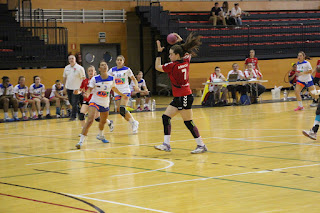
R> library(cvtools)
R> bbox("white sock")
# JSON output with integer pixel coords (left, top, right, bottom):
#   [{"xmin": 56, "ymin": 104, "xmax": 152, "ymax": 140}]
[
  {"xmin": 33, "ymin": 111, "xmax": 36, "ymax": 116},
  {"xmin": 22, "ymin": 112, "xmax": 26, "ymax": 117},
  {"xmin": 14, "ymin": 112, "xmax": 18, "ymax": 118},
  {"xmin": 99, "ymin": 129, "xmax": 104, "ymax": 136},
  {"xmin": 46, "ymin": 109, "xmax": 50, "ymax": 114},
  {"xmin": 137, "ymin": 105, "xmax": 140, "ymax": 108},
  {"xmin": 298, "ymin": 101, "xmax": 303, "ymax": 107},
  {"xmin": 79, "ymin": 134, "xmax": 86, "ymax": 143},
  {"xmin": 164, "ymin": 135, "xmax": 171, "ymax": 145},
  {"xmin": 39, "ymin": 110, "xmax": 43, "ymax": 115},
  {"xmin": 107, "ymin": 119, "xmax": 110, "ymax": 125},
  {"xmin": 144, "ymin": 103, "xmax": 148, "ymax": 107},
  {"xmin": 4, "ymin": 112, "xmax": 9, "ymax": 118},
  {"xmin": 195, "ymin": 137, "xmax": 205, "ymax": 146},
  {"xmin": 129, "ymin": 118, "xmax": 135, "ymax": 124}
]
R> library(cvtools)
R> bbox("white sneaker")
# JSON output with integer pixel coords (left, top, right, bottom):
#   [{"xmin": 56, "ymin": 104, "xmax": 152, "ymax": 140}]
[
  {"xmin": 154, "ymin": 143, "xmax": 171, "ymax": 152},
  {"xmin": 310, "ymin": 102, "xmax": 318, "ymax": 107},
  {"xmin": 96, "ymin": 134, "xmax": 109, "ymax": 143},
  {"xmin": 75, "ymin": 141, "xmax": 83, "ymax": 149},
  {"xmin": 108, "ymin": 120, "xmax": 114, "ymax": 132},
  {"xmin": 132, "ymin": 120, "xmax": 139, "ymax": 134},
  {"xmin": 302, "ymin": 129, "xmax": 317, "ymax": 140},
  {"xmin": 56, "ymin": 114, "xmax": 61, "ymax": 118},
  {"xmin": 191, "ymin": 145, "xmax": 208, "ymax": 154}
]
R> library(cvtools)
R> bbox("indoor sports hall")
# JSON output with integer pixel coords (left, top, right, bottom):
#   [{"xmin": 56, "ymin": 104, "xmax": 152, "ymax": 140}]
[{"xmin": 1, "ymin": 0, "xmax": 320, "ymax": 212}]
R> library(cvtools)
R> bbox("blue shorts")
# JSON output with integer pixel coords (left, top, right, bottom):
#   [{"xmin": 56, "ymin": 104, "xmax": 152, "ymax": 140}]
[
  {"xmin": 89, "ymin": 103, "xmax": 109, "ymax": 112},
  {"xmin": 115, "ymin": 93, "xmax": 130, "ymax": 101},
  {"xmin": 297, "ymin": 80, "xmax": 314, "ymax": 88}
]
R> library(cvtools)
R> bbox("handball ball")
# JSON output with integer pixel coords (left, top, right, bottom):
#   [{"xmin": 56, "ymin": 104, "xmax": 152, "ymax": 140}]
[{"xmin": 167, "ymin": 33, "xmax": 178, "ymax": 45}]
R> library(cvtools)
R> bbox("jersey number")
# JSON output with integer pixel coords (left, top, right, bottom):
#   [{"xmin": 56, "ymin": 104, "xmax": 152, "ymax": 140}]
[{"xmin": 181, "ymin": 68, "xmax": 187, "ymax": 80}]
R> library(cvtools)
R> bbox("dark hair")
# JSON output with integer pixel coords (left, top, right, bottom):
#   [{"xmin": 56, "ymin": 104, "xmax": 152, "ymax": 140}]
[
  {"xmin": 232, "ymin": 63, "xmax": 238, "ymax": 66},
  {"xmin": 2, "ymin": 76, "xmax": 9, "ymax": 82},
  {"xmin": 215, "ymin": 66, "xmax": 220, "ymax": 70},
  {"xmin": 55, "ymin": 80, "xmax": 61, "ymax": 83},
  {"xmin": 215, "ymin": 2, "xmax": 219, "ymax": 5},
  {"xmin": 235, "ymin": 3, "xmax": 239, "ymax": 6},
  {"xmin": 33, "ymin": 75, "xmax": 39, "ymax": 83},
  {"xmin": 116, "ymin": 55, "xmax": 125, "ymax": 62},
  {"xmin": 298, "ymin": 51, "xmax": 311, "ymax": 60},
  {"xmin": 222, "ymin": 1, "xmax": 229, "ymax": 12},
  {"xmin": 170, "ymin": 32, "xmax": 202, "ymax": 57},
  {"xmin": 18, "ymin": 76, "xmax": 25, "ymax": 84},
  {"xmin": 99, "ymin": 60, "xmax": 107, "ymax": 67}
]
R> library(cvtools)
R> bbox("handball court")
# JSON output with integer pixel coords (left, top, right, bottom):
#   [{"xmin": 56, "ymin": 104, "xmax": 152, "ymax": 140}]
[{"xmin": 1, "ymin": 94, "xmax": 320, "ymax": 212}]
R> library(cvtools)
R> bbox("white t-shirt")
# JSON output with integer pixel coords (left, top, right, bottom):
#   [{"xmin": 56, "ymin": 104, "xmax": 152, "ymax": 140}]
[
  {"xmin": 108, "ymin": 66, "xmax": 133, "ymax": 95},
  {"xmin": 14, "ymin": 84, "xmax": 28, "ymax": 100},
  {"xmin": 244, "ymin": 69, "xmax": 262, "ymax": 80},
  {"xmin": 63, "ymin": 63, "xmax": 86, "ymax": 90},
  {"xmin": 297, "ymin": 60, "xmax": 312, "ymax": 82},
  {"xmin": 89, "ymin": 75, "xmax": 115, "ymax": 108},
  {"xmin": 231, "ymin": 7, "xmax": 242, "ymax": 17},
  {"xmin": 50, "ymin": 84, "xmax": 65, "ymax": 98},
  {"xmin": 227, "ymin": 70, "xmax": 244, "ymax": 80},
  {"xmin": 29, "ymin": 83, "xmax": 45, "ymax": 97},
  {"xmin": 0, "ymin": 83, "xmax": 14, "ymax": 96},
  {"xmin": 130, "ymin": 78, "xmax": 146, "ymax": 92}
]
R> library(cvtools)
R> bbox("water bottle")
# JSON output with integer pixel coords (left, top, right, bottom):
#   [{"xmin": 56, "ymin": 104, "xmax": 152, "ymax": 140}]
[
  {"xmin": 283, "ymin": 90, "xmax": 288, "ymax": 101},
  {"xmin": 151, "ymin": 99, "xmax": 156, "ymax": 111}
]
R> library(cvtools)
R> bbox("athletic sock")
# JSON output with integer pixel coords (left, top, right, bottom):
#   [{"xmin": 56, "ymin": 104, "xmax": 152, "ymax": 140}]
[
  {"xmin": 107, "ymin": 119, "xmax": 111, "ymax": 125},
  {"xmin": 22, "ymin": 112, "xmax": 26, "ymax": 117},
  {"xmin": 14, "ymin": 112, "xmax": 18, "ymax": 118},
  {"xmin": 46, "ymin": 109, "xmax": 50, "ymax": 114},
  {"xmin": 164, "ymin": 135, "xmax": 171, "ymax": 145},
  {"xmin": 79, "ymin": 134, "xmax": 86, "ymax": 143},
  {"xmin": 129, "ymin": 117, "xmax": 135, "ymax": 124},
  {"xmin": 99, "ymin": 129, "xmax": 104, "ymax": 136},
  {"xmin": 298, "ymin": 101, "xmax": 303, "ymax": 107},
  {"xmin": 195, "ymin": 136, "xmax": 205, "ymax": 146},
  {"xmin": 4, "ymin": 112, "xmax": 9, "ymax": 118}
]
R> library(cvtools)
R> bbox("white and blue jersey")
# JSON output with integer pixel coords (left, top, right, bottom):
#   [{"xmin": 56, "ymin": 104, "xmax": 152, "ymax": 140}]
[
  {"xmin": 0, "ymin": 83, "xmax": 14, "ymax": 96},
  {"xmin": 297, "ymin": 60, "xmax": 312, "ymax": 83},
  {"xmin": 29, "ymin": 83, "xmax": 45, "ymax": 97},
  {"xmin": 88, "ymin": 75, "xmax": 115, "ymax": 108},
  {"xmin": 14, "ymin": 84, "xmax": 28, "ymax": 100},
  {"xmin": 107, "ymin": 66, "xmax": 133, "ymax": 95},
  {"xmin": 130, "ymin": 78, "xmax": 146, "ymax": 92},
  {"xmin": 50, "ymin": 84, "xmax": 65, "ymax": 99}
]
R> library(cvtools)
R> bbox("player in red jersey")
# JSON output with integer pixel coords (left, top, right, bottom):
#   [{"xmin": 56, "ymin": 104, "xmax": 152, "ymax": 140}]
[
  {"xmin": 244, "ymin": 49, "xmax": 260, "ymax": 71},
  {"xmin": 79, "ymin": 65, "xmax": 114, "ymax": 131},
  {"xmin": 154, "ymin": 33, "xmax": 207, "ymax": 154}
]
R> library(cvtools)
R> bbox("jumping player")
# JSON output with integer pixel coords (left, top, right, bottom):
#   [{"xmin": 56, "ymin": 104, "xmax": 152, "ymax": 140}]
[
  {"xmin": 76, "ymin": 61, "xmax": 128, "ymax": 149},
  {"xmin": 154, "ymin": 33, "xmax": 208, "ymax": 154},
  {"xmin": 108, "ymin": 55, "xmax": 140, "ymax": 133}
]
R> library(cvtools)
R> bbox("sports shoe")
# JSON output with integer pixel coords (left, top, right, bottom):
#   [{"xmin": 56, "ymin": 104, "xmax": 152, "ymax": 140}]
[
  {"xmin": 310, "ymin": 101, "xmax": 318, "ymax": 107},
  {"xmin": 132, "ymin": 120, "xmax": 139, "ymax": 134},
  {"xmin": 22, "ymin": 116, "xmax": 28, "ymax": 121},
  {"xmin": 144, "ymin": 106, "xmax": 151, "ymax": 111},
  {"xmin": 32, "ymin": 115, "xmax": 38, "ymax": 120},
  {"xmin": 96, "ymin": 134, "xmax": 109, "ymax": 143},
  {"xmin": 294, "ymin": 106, "xmax": 304, "ymax": 111},
  {"xmin": 38, "ymin": 114, "xmax": 43, "ymax": 119},
  {"xmin": 75, "ymin": 141, "xmax": 83, "ymax": 149},
  {"xmin": 191, "ymin": 145, "xmax": 208, "ymax": 154},
  {"xmin": 302, "ymin": 129, "xmax": 317, "ymax": 140},
  {"xmin": 46, "ymin": 114, "xmax": 52, "ymax": 119},
  {"xmin": 14, "ymin": 117, "xmax": 20, "ymax": 121},
  {"xmin": 4, "ymin": 117, "xmax": 14, "ymax": 122},
  {"xmin": 108, "ymin": 120, "xmax": 114, "ymax": 132},
  {"xmin": 69, "ymin": 117, "xmax": 76, "ymax": 121},
  {"xmin": 154, "ymin": 143, "xmax": 171, "ymax": 152},
  {"xmin": 136, "ymin": 106, "xmax": 143, "ymax": 112},
  {"xmin": 56, "ymin": 114, "xmax": 61, "ymax": 118}
]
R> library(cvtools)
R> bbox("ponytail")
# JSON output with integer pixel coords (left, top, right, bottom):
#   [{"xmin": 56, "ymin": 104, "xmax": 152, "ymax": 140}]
[
  {"xmin": 171, "ymin": 32, "xmax": 202, "ymax": 57},
  {"xmin": 299, "ymin": 51, "xmax": 311, "ymax": 60}
]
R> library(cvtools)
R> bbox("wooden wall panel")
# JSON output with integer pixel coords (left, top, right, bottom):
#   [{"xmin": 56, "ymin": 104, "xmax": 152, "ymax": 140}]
[{"xmin": 189, "ymin": 57, "xmax": 320, "ymax": 89}]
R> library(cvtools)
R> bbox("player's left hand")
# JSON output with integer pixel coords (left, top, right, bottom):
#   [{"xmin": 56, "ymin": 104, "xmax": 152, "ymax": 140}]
[
  {"xmin": 156, "ymin": 40, "xmax": 165, "ymax": 52},
  {"xmin": 134, "ymin": 86, "xmax": 140, "ymax": 92}
]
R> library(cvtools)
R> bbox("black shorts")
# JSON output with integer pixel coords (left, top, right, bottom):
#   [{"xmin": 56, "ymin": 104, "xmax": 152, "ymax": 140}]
[
  {"xmin": 313, "ymin": 77, "xmax": 320, "ymax": 86},
  {"xmin": 18, "ymin": 101, "xmax": 25, "ymax": 108},
  {"xmin": 170, "ymin": 94, "xmax": 194, "ymax": 110},
  {"xmin": 83, "ymin": 101, "xmax": 90, "ymax": 105}
]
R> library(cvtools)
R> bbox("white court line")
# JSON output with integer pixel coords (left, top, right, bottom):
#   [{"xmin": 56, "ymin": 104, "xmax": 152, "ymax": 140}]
[
  {"xmin": 26, "ymin": 157, "xmax": 174, "ymax": 177},
  {"xmin": 68, "ymin": 194, "xmax": 172, "ymax": 213},
  {"xmin": 78, "ymin": 163, "xmax": 320, "ymax": 196}
]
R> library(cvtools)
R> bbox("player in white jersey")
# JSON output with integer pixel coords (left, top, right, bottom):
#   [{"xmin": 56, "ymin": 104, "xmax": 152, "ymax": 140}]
[
  {"xmin": 29, "ymin": 76, "xmax": 52, "ymax": 119},
  {"xmin": 108, "ymin": 55, "xmax": 140, "ymax": 133},
  {"xmin": 14, "ymin": 76, "xmax": 37, "ymax": 120},
  {"xmin": 49, "ymin": 80, "xmax": 71, "ymax": 118},
  {"xmin": 130, "ymin": 71, "xmax": 151, "ymax": 111},
  {"xmin": 294, "ymin": 51, "xmax": 317, "ymax": 111},
  {"xmin": 0, "ymin": 76, "xmax": 19, "ymax": 121},
  {"xmin": 76, "ymin": 61, "xmax": 128, "ymax": 149}
]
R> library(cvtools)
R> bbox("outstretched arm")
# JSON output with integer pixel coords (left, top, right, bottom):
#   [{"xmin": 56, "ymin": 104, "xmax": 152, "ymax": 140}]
[{"xmin": 155, "ymin": 40, "xmax": 165, "ymax": 72}]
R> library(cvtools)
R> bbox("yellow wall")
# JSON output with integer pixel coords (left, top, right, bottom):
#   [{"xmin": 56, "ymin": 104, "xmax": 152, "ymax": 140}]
[
  {"xmin": 0, "ymin": 68, "xmax": 64, "ymax": 89},
  {"xmin": 190, "ymin": 57, "xmax": 320, "ymax": 89}
]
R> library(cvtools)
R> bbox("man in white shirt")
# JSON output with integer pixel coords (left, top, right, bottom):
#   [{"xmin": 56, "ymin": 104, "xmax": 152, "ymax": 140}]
[
  {"xmin": 226, "ymin": 63, "xmax": 247, "ymax": 104},
  {"xmin": 63, "ymin": 55, "xmax": 86, "ymax": 121},
  {"xmin": 230, "ymin": 3, "xmax": 242, "ymax": 25}
]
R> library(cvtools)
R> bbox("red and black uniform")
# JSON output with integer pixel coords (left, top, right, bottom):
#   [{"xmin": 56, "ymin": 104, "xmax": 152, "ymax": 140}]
[
  {"xmin": 162, "ymin": 54, "xmax": 193, "ymax": 110},
  {"xmin": 245, "ymin": 57, "xmax": 259, "ymax": 70},
  {"xmin": 80, "ymin": 78, "xmax": 93, "ymax": 105},
  {"xmin": 289, "ymin": 70, "xmax": 298, "ymax": 85},
  {"xmin": 313, "ymin": 60, "xmax": 320, "ymax": 86}
]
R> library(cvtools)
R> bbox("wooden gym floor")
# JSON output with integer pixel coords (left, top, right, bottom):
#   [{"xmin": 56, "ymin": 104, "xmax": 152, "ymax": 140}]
[{"xmin": 1, "ymin": 93, "xmax": 320, "ymax": 213}]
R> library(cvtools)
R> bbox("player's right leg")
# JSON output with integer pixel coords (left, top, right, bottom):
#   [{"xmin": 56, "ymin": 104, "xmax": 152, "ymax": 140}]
[{"xmin": 76, "ymin": 105, "xmax": 97, "ymax": 149}]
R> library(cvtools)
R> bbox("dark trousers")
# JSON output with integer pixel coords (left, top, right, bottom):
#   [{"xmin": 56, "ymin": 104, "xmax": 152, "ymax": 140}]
[
  {"xmin": 246, "ymin": 84, "xmax": 266, "ymax": 97},
  {"xmin": 227, "ymin": 85, "xmax": 247, "ymax": 99},
  {"xmin": 67, "ymin": 89, "xmax": 80, "ymax": 118}
]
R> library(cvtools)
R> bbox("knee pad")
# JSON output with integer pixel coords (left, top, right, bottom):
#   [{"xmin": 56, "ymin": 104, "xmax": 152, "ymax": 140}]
[
  {"xmin": 120, "ymin": 106, "xmax": 127, "ymax": 117},
  {"xmin": 95, "ymin": 117, "xmax": 100, "ymax": 122},
  {"xmin": 162, "ymin": 114, "xmax": 171, "ymax": 126},
  {"xmin": 78, "ymin": 113, "xmax": 85, "ymax": 121},
  {"xmin": 136, "ymin": 93, "xmax": 141, "ymax": 98}
]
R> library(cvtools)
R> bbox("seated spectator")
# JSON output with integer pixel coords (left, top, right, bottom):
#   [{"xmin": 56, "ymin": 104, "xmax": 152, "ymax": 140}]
[
  {"xmin": 221, "ymin": 1, "xmax": 233, "ymax": 25},
  {"xmin": 209, "ymin": 2, "xmax": 227, "ymax": 26},
  {"xmin": 50, "ymin": 80, "xmax": 71, "ymax": 118},
  {"xmin": 0, "ymin": 76, "xmax": 19, "ymax": 121},
  {"xmin": 230, "ymin": 3, "xmax": 242, "ymax": 26},
  {"xmin": 289, "ymin": 63, "xmax": 298, "ymax": 86},
  {"xmin": 29, "ymin": 76, "xmax": 51, "ymax": 119},
  {"xmin": 130, "ymin": 71, "xmax": 151, "ymax": 111},
  {"xmin": 209, "ymin": 66, "xmax": 228, "ymax": 105},
  {"xmin": 227, "ymin": 63, "xmax": 247, "ymax": 105},
  {"xmin": 244, "ymin": 63, "xmax": 266, "ymax": 102},
  {"xmin": 14, "ymin": 76, "xmax": 37, "ymax": 120}
]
